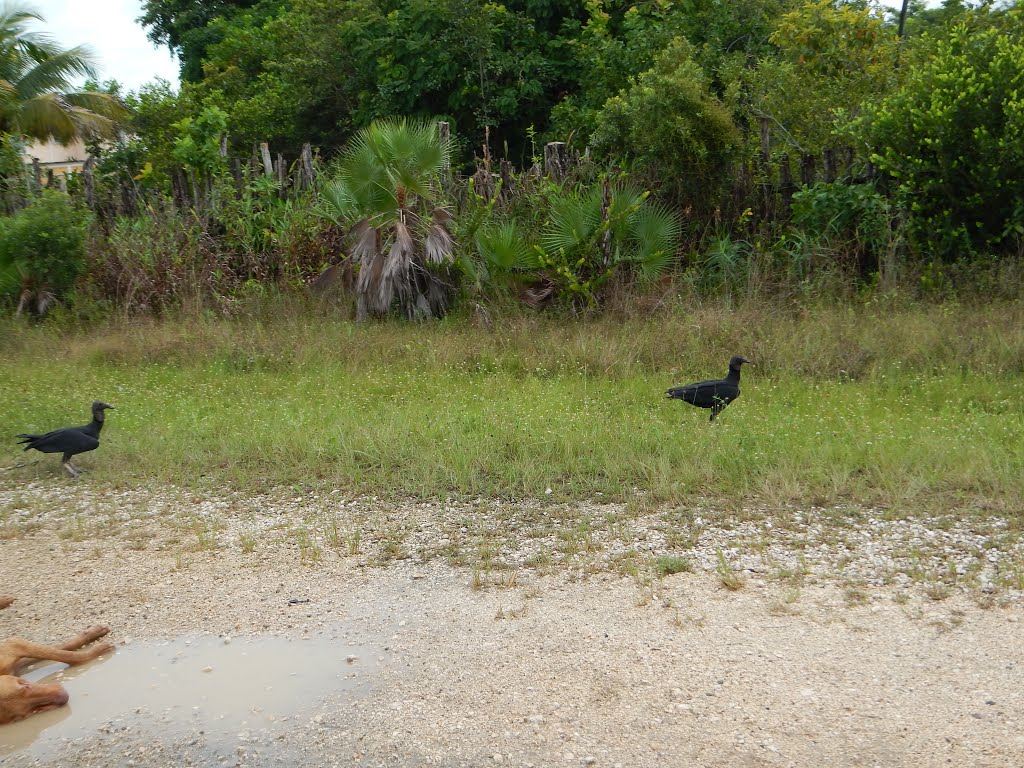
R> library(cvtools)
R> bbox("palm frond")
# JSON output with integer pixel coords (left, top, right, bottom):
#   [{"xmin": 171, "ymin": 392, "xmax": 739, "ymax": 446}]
[
  {"xmin": 320, "ymin": 179, "xmax": 360, "ymax": 225},
  {"xmin": 349, "ymin": 220, "xmax": 378, "ymax": 264},
  {"xmin": 622, "ymin": 203, "xmax": 682, "ymax": 281},
  {"xmin": 476, "ymin": 221, "xmax": 538, "ymax": 271},
  {"xmin": 586, "ymin": 183, "xmax": 648, "ymax": 243},
  {"xmin": 424, "ymin": 210, "xmax": 454, "ymax": 265},
  {"xmin": 62, "ymin": 90, "xmax": 130, "ymax": 122},
  {"xmin": 14, "ymin": 46, "xmax": 98, "ymax": 99},
  {"xmin": 541, "ymin": 193, "xmax": 600, "ymax": 255},
  {"xmin": 382, "ymin": 219, "xmax": 415, "ymax": 288},
  {"xmin": 8, "ymin": 92, "xmax": 78, "ymax": 142}
]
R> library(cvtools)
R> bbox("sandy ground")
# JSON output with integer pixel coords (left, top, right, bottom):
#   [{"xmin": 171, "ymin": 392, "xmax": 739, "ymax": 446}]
[{"xmin": 1, "ymin": 483, "xmax": 1023, "ymax": 767}]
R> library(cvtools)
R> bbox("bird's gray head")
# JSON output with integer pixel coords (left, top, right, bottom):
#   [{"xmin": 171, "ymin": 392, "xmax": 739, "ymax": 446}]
[
  {"xmin": 729, "ymin": 356, "xmax": 753, "ymax": 370},
  {"xmin": 91, "ymin": 401, "xmax": 115, "ymax": 420}
]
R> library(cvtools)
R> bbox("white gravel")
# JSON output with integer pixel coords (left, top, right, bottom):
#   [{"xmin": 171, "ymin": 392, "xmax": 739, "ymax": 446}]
[{"xmin": 1, "ymin": 481, "xmax": 1023, "ymax": 766}]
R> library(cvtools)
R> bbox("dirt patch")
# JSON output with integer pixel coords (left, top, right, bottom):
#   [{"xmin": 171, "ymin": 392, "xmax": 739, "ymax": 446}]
[{"xmin": 1, "ymin": 482, "xmax": 1022, "ymax": 767}]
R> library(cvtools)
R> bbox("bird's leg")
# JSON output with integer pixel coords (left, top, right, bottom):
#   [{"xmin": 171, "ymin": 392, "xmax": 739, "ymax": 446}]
[{"xmin": 63, "ymin": 461, "xmax": 80, "ymax": 479}]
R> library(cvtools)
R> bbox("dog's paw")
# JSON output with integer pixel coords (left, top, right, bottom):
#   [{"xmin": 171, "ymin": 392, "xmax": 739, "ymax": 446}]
[
  {"xmin": 0, "ymin": 596, "xmax": 14, "ymax": 610},
  {"xmin": 94, "ymin": 640, "xmax": 116, "ymax": 656},
  {"xmin": 83, "ymin": 625, "xmax": 111, "ymax": 641}
]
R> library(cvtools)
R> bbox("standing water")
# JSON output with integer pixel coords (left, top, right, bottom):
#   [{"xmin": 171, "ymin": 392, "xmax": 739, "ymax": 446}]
[{"xmin": 0, "ymin": 631, "xmax": 383, "ymax": 758}]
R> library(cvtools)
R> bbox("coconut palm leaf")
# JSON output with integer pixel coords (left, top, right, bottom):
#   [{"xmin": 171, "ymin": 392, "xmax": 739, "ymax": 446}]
[
  {"xmin": 0, "ymin": 4, "xmax": 126, "ymax": 142},
  {"xmin": 13, "ymin": 46, "xmax": 97, "ymax": 97}
]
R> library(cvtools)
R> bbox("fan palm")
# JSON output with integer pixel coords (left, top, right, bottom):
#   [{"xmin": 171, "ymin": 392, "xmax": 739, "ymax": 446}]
[
  {"xmin": 320, "ymin": 118, "xmax": 455, "ymax": 320},
  {"xmin": 540, "ymin": 184, "xmax": 683, "ymax": 283},
  {"xmin": 0, "ymin": 2, "xmax": 128, "ymax": 143}
]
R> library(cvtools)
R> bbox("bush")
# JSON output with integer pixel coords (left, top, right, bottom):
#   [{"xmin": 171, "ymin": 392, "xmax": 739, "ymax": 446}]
[
  {"xmin": 0, "ymin": 191, "xmax": 90, "ymax": 315},
  {"xmin": 855, "ymin": 11, "xmax": 1024, "ymax": 259},
  {"xmin": 590, "ymin": 39, "xmax": 740, "ymax": 211},
  {"xmin": 790, "ymin": 182, "xmax": 894, "ymax": 277}
]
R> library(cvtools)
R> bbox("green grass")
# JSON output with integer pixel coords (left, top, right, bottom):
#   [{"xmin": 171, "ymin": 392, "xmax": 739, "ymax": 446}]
[
  {"xmin": 654, "ymin": 555, "xmax": 693, "ymax": 576},
  {"xmin": 1, "ymin": 300, "xmax": 1023, "ymax": 513}
]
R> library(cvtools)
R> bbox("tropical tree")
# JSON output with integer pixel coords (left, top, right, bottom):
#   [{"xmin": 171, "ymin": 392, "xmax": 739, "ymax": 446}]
[
  {"xmin": 0, "ymin": 2, "xmax": 128, "ymax": 143},
  {"xmin": 319, "ymin": 118, "xmax": 455, "ymax": 321}
]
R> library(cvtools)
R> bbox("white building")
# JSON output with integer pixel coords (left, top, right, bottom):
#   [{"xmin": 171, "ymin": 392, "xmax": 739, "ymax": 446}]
[{"xmin": 21, "ymin": 138, "xmax": 89, "ymax": 178}]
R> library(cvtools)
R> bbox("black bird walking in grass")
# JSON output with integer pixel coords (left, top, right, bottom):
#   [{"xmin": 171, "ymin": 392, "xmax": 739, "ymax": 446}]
[
  {"xmin": 667, "ymin": 356, "xmax": 753, "ymax": 421},
  {"xmin": 15, "ymin": 401, "xmax": 114, "ymax": 477}
]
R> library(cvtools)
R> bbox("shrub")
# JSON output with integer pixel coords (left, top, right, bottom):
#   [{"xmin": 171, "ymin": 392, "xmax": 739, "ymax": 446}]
[
  {"xmin": 590, "ymin": 39, "xmax": 740, "ymax": 211},
  {"xmin": 0, "ymin": 191, "xmax": 89, "ymax": 315},
  {"xmin": 790, "ymin": 182, "xmax": 894, "ymax": 277},
  {"xmin": 854, "ymin": 12, "xmax": 1024, "ymax": 258}
]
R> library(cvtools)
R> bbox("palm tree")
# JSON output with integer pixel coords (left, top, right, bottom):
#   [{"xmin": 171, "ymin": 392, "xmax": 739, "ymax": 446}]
[
  {"xmin": 320, "ymin": 118, "xmax": 455, "ymax": 321},
  {"xmin": 0, "ymin": 2, "xmax": 128, "ymax": 143}
]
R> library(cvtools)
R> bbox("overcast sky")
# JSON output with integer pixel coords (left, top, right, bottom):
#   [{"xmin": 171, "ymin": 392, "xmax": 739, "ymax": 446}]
[
  {"xmin": 28, "ymin": 0, "xmax": 925, "ymax": 97},
  {"xmin": 28, "ymin": 0, "xmax": 180, "ymax": 93}
]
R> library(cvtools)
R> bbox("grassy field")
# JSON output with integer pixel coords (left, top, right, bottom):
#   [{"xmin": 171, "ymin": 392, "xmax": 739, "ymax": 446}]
[{"xmin": 2, "ymin": 299, "xmax": 1023, "ymax": 515}]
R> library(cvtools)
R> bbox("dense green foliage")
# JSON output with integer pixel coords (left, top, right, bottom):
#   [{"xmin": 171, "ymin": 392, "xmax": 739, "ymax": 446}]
[
  {"xmin": 855, "ymin": 8, "xmax": 1024, "ymax": 259},
  {"xmin": 0, "ymin": 1, "xmax": 1019, "ymax": 321},
  {"xmin": 0, "ymin": 191, "xmax": 89, "ymax": 312},
  {"xmin": 590, "ymin": 39, "xmax": 740, "ymax": 208}
]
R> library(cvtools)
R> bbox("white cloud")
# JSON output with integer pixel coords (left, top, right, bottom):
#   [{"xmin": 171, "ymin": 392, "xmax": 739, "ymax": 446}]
[{"xmin": 26, "ymin": 0, "xmax": 180, "ymax": 93}]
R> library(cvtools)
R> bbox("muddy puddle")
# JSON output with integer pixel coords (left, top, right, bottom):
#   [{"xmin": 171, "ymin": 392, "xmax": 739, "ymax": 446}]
[{"xmin": 0, "ymin": 630, "xmax": 384, "ymax": 758}]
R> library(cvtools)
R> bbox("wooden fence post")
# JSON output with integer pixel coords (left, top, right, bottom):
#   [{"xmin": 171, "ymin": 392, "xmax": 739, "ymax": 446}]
[
  {"xmin": 31, "ymin": 158, "xmax": 42, "ymax": 193},
  {"xmin": 779, "ymin": 154, "xmax": 794, "ymax": 215},
  {"xmin": 599, "ymin": 176, "xmax": 612, "ymax": 266},
  {"xmin": 275, "ymin": 153, "xmax": 287, "ymax": 196},
  {"xmin": 499, "ymin": 159, "xmax": 514, "ymax": 198},
  {"xmin": 758, "ymin": 117, "xmax": 771, "ymax": 167},
  {"xmin": 437, "ymin": 122, "xmax": 450, "ymax": 176},
  {"xmin": 171, "ymin": 169, "xmax": 187, "ymax": 209},
  {"xmin": 544, "ymin": 141, "xmax": 568, "ymax": 181},
  {"xmin": 231, "ymin": 157, "xmax": 244, "ymax": 198},
  {"xmin": 83, "ymin": 157, "xmax": 96, "ymax": 210},
  {"xmin": 259, "ymin": 142, "xmax": 273, "ymax": 177},
  {"xmin": 842, "ymin": 146, "xmax": 854, "ymax": 180},
  {"xmin": 300, "ymin": 143, "xmax": 315, "ymax": 189},
  {"xmin": 800, "ymin": 153, "xmax": 816, "ymax": 186},
  {"xmin": 822, "ymin": 148, "xmax": 836, "ymax": 184},
  {"xmin": 757, "ymin": 117, "xmax": 773, "ymax": 218}
]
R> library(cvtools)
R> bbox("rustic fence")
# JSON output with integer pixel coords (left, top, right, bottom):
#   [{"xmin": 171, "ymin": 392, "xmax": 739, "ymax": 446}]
[{"xmin": 22, "ymin": 118, "xmax": 874, "ymax": 228}]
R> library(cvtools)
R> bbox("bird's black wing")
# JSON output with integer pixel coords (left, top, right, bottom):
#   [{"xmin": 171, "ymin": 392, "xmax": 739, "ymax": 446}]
[
  {"xmin": 16, "ymin": 426, "xmax": 99, "ymax": 455},
  {"xmin": 668, "ymin": 378, "xmax": 736, "ymax": 406}
]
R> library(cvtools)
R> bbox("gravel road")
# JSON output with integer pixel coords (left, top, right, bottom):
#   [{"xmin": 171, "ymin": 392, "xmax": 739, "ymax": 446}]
[{"xmin": 1, "ymin": 482, "xmax": 1022, "ymax": 767}]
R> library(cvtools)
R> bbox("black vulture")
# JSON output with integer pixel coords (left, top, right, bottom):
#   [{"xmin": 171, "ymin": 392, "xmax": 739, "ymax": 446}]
[
  {"xmin": 15, "ymin": 401, "xmax": 115, "ymax": 477},
  {"xmin": 666, "ymin": 356, "xmax": 753, "ymax": 422}
]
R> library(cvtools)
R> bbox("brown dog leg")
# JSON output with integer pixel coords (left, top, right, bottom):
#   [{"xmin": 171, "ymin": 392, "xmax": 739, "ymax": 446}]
[
  {"xmin": 0, "ymin": 596, "xmax": 13, "ymax": 610},
  {"xmin": 57, "ymin": 625, "xmax": 110, "ymax": 651},
  {"xmin": 0, "ymin": 634, "xmax": 114, "ymax": 676}
]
